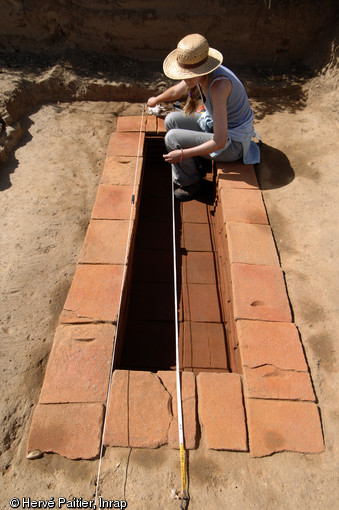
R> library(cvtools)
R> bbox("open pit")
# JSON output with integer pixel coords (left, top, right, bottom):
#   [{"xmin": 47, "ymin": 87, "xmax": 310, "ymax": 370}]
[{"xmin": 0, "ymin": 1, "xmax": 338, "ymax": 508}]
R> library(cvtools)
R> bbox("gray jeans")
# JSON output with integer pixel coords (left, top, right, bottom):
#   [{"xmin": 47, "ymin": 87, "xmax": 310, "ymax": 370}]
[{"xmin": 164, "ymin": 111, "xmax": 242, "ymax": 186}]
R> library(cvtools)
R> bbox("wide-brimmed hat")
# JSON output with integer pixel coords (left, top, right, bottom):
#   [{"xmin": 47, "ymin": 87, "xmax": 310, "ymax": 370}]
[{"xmin": 163, "ymin": 34, "xmax": 223, "ymax": 80}]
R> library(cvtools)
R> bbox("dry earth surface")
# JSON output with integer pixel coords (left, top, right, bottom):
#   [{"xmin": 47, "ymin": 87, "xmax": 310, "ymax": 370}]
[{"xmin": 0, "ymin": 59, "xmax": 338, "ymax": 509}]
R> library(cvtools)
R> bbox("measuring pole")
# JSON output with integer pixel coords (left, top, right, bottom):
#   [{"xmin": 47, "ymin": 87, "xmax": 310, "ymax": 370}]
[{"xmin": 171, "ymin": 173, "xmax": 189, "ymax": 509}]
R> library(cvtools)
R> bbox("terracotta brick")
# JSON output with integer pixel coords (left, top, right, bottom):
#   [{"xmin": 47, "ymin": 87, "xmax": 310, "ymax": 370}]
[
  {"xmin": 107, "ymin": 132, "xmax": 145, "ymax": 157},
  {"xmin": 237, "ymin": 320, "xmax": 308, "ymax": 371},
  {"xmin": 197, "ymin": 373, "xmax": 248, "ymax": 451},
  {"xmin": 116, "ymin": 115, "xmax": 146, "ymax": 132},
  {"xmin": 217, "ymin": 161, "xmax": 259, "ymax": 189},
  {"xmin": 220, "ymin": 188, "xmax": 268, "ymax": 224},
  {"xmin": 60, "ymin": 264, "xmax": 124, "ymax": 323},
  {"xmin": 231, "ymin": 263, "xmax": 292, "ymax": 322},
  {"xmin": 104, "ymin": 370, "xmax": 129, "ymax": 447},
  {"xmin": 183, "ymin": 251, "xmax": 216, "ymax": 284},
  {"xmin": 157, "ymin": 117, "xmax": 167, "ymax": 134},
  {"xmin": 158, "ymin": 371, "xmax": 197, "ymax": 449},
  {"xmin": 40, "ymin": 323, "xmax": 115, "ymax": 403},
  {"xmin": 181, "ymin": 222, "xmax": 212, "ymax": 251},
  {"xmin": 246, "ymin": 399, "xmax": 324, "ymax": 457},
  {"xmin": 138, "ymin": 373, "xmax": 173, "ymax": 445},
  {"xmin": 92, "ymin": 185, "xmax": 135, "ymax": 220},
  {"xmin": 27, "ymin": 403, "xmax": 104, "ymax": 459},
  {"xmin": 185, "ymin": 283, "xmax": 221, "ymax": 323},
  {"xmin": 145, "ymin": 115, "xmax": 157, "ymax": 133},
  {"xmin": 227, "ymin": 222, "xmax": 280, "ymax": 267},
  {"xmin": 129, "ymin": 371, "xmax": 172, "ymax": 448},
  {"xmin": 100, "ymin": 156, "xmax": 143, "ymax": 186},
  {"xmin": 105, "ymin": 371, "xmax": 172, "ymax": 448},
  {"xmin": 79, "ymin": 220, "xmax": 131, "ymax": 264},
  {"xmin": 243, "ymin": 365, "xmax": 315, "ymax": 401},
  {"xmin": 182, "ymin": 321, "xmax": 228, "ymax": 370},
  {"xmin": 181, "ymin": 199, "xmax": 209, "ymax": 223}
]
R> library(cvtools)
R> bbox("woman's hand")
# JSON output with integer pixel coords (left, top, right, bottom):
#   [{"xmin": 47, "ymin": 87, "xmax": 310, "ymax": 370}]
[
  {"xmin": 163, "ymin": 150, "xmax": 182, "ymax": 164},
  {"xmin": 147, "ymin": 97, "xmax": 158, "ymax": 108}
]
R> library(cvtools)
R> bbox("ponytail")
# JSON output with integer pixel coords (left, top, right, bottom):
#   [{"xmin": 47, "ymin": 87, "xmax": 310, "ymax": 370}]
[{"xmin": 183, "ymin": 86, "xmax": 201, "ymax": 116}]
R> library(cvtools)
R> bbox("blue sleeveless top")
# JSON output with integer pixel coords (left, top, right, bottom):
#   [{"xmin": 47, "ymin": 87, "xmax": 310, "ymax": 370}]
[
  {"xmin": 197, "ymin": 65, "xmax": 260, "ymax": 163},
  {"xmin": 200, "ymin": 65, "xmax": 253, "ymax": 129}
]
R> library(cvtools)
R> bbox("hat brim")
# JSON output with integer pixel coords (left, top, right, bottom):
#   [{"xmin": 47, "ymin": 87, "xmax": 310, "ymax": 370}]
[{"xmin": 163, "ymin": 47, "xmax": 223, "ymax": 80}]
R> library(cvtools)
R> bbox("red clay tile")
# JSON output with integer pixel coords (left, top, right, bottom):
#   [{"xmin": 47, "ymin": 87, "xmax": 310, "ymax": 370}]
[
  {"xmin": 181, "ymin": 199, "xmax": 209, "ymax": 223},
  {"xmin": 182, "ymin": 321, "xmax": 228, "ymax": 370},
  {"xmin": 39, "ymin": 323, "xmax": 115, "ymax": 404},
  {"xmin": 220, "ymin": 188, "xmax": 268, "ymax": 224},
  {"xmin": 227, "ymin": 222, "xmax": 280, "ymax": 267},
  {"xmin": 128, "ymin": 371, "xmax": 172, "ymax": 448},
  {"xmin": 158, "ymin": 371, "xmax": 197, "ymax": 449},
  {"xmin": 157, "ymin": 117, "xmax": 167, "ymax": 134},
  {"xmin": 104, "ymin": 370, "xmax": 129, "ymax": 447},
  {"xmin": 116, "ymin": 115, "xmax": 146, "ymax": 132},
  {"xmin": 243, "ymin": 365, "xmax": 315, "ymax": 401},
  {"xmin": 197, "ymin": 372, "xmax": 248, "ymax": 451},
  {"xmin": 92, "ymin": 185, "xmax": 135, "ymax": 220},
  {"xmin": 246, "ymin": 399, "xmax": 324, "ymax": 457},
  {"xmin": 145, "ymin": 115, "xmax": 157, "ymax": 133},
  {"xmin": 79, "ymin": 219, "xmax": 130, "ymax": 264},
  {"xmin": 231, "ymin": 263, "xmax": 292, "ymax": 322},
  {"xmin": 183, "ymin": 251, "xmax": 216, "ymax": 284},
  {"xmin": 181, "ymin": 223, "xmax": 212, "ymax": 251},
  {"xmin": 107, "ymin": 132, "xmax": 145, "ymax": 157},
  {"xmin": 185, "ymin": 283, "xmax": 221, "ymax": 323},
  {"xmin": 100, "ymin": 156, "xmax": 143, "ymax": 186},
  {"xmin": 237, "ymin": 320, "xmax": 308, "ymax": 371},
  {"xmin": 217, "ymin": 161, "xmax": 259, "ymax": 189},
  {"xmin": 27, "ymin": 403, "xmax": 104, "ymax": 459},
  {"xmin": 105, "ymin": 370, "xmax": 172, "ymax": 448},
  {"xmin": 60, "ymin": 264, "xmax": 124, "ymax": 323}
]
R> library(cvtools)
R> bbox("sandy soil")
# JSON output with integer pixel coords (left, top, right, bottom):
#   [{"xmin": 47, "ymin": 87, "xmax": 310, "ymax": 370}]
[{"xmin": 0, "ymin": 63, "xmax": 338, "ymax": 509}]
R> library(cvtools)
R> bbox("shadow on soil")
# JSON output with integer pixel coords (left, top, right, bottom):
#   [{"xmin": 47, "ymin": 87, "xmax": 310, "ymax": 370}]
[
  {"xmin": 0, "ymin": 117, "xmax": 34, "ymax": 191},
  {"xmin": 255, "ymin": 143, "xmax": 295, "ymax": 190}
]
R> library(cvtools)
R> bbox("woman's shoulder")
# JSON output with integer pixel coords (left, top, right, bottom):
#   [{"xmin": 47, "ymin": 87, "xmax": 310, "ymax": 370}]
[{"xmin": 210, "ymin": 66, "xmax": 233, "ymax": 85}]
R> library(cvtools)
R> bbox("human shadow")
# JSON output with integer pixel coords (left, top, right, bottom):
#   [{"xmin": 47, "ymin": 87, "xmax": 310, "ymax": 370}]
[
  {"xmin": 255, "ymin": 143, "xmax": 295, "ymax": 190},
  {"xmin": 0, "ymin": 116, "xmax": 34, "ymax": 191},
  {"xmin": 0, "ymin": 151, "xmax": 19, "ymax": 191}
]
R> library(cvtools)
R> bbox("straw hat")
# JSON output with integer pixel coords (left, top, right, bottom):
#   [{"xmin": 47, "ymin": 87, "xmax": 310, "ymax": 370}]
[{"xmin": 163, "ymin": 34, "xmax": 223, "ymax": 80}]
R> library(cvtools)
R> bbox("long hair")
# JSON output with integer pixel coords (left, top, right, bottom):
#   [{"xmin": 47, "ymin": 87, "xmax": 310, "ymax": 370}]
[{"xmin": 183, "ymin": 86, "xmax": 201, "ymax": 116}]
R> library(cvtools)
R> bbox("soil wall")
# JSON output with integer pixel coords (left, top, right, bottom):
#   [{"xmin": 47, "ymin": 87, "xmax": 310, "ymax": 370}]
[{"xmin": 0, "ymin": 0, "xmax": 337, "ymax": 71}]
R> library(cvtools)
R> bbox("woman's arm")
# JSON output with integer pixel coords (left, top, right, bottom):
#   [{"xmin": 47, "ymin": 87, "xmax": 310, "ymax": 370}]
[
  {"xmin": 163, "ymin": 79, "xmax": 232, "ymax": 164},
  {"xmin": 147, "ymin": 80, "xmax": 188, "ymax": 107}
]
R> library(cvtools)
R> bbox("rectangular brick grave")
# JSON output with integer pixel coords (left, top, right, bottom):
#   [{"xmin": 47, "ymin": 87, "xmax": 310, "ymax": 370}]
[{"xmin": 27, "ymin": 116, "xmax": 324, "ymax": 460}]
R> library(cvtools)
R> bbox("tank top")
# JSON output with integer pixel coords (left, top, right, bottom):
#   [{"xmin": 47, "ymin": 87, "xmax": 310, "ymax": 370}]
[{"xmin": 199, "ymin": 65, "xmax": 253, "ymax": 129}]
